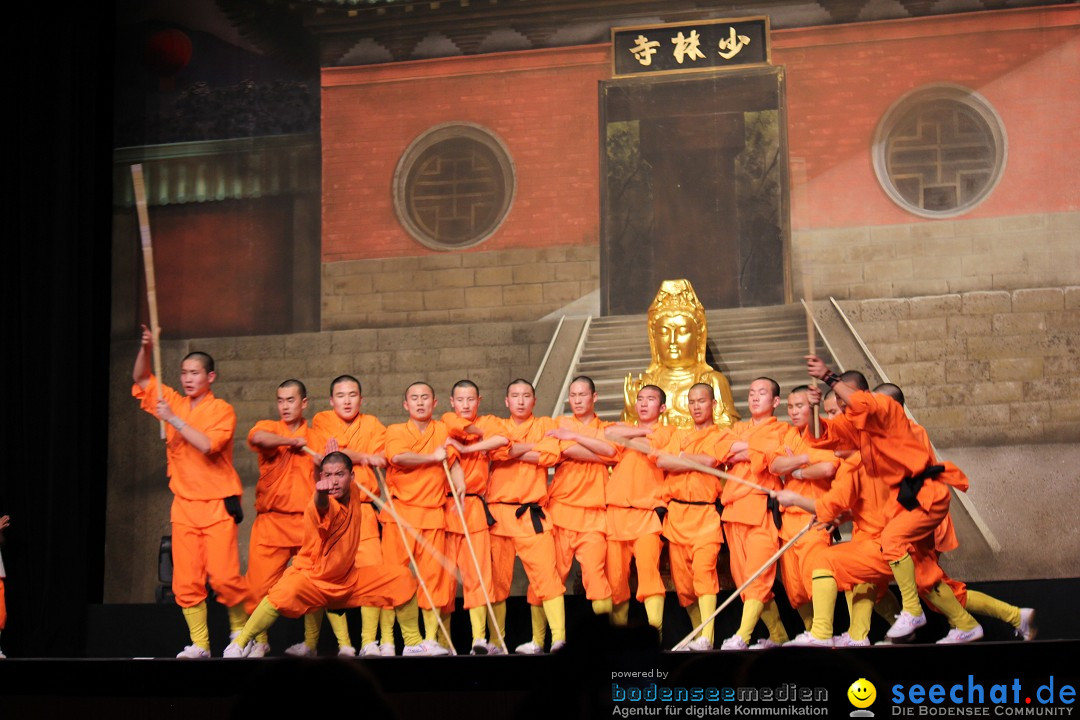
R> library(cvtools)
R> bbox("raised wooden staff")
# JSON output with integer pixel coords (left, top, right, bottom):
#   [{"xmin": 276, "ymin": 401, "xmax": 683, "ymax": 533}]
[
  {"xmin": 803, "ymin": 272, "xmax": 821, "ymax": 438},
  {"xmin": 131, "ymin": 164, "xmax": 165, "ymax": 439}
]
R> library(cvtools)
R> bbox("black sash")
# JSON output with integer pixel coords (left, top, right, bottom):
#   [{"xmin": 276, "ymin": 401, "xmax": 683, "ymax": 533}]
[
  {"xmin": 448, "ymin": 492, "xmax": 497, "ymax": 527},
  {"xmin": 897, "ymin": 465, "xmax": 945, "ymax": 511}
]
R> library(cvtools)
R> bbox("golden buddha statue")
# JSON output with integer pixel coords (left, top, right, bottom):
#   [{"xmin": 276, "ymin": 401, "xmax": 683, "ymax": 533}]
[{"xmin": 622, "ymin": 279, "xmax": 739, "ymax": 428}]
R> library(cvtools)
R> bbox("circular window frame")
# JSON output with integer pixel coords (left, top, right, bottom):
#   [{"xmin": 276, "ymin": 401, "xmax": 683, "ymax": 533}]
[
  {"xmin": 393, "ymin": 122, "xmax": 516, "ymax": 251},
  {"xmin": 872, "ymin": 84, "xmax": 1007, "ymax": 219}
]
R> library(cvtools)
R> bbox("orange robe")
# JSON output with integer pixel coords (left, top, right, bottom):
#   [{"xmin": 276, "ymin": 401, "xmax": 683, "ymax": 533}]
[
  {"xmin": 764, "ymin": 426, "xmax": 838, "ymax": 608},
  {"xmin": 381, "ymin": 419, "xmax": 457, "ymax": 611},
  {"xmin": 244, "ymin": 419, "xmax": 321, "ymax": 614},
  {"xmin": 486, "ymin": 415, "xmax": 564, "ymax": 602},
  {"xmin": 310, "ymin": 411, "xmax": 386, "ymax": 567},
  {"xmin": 661, "ymin": 425, "xmax": 726, "ymax": 607},
  {"xmin": 606, "ymin": 425, "xmax": 674, "ymax": 605},
  {"xmin": 268, "ymin": 490, "xmax": 416, "ymax": 617},
  {"xmin": 810, "ymin": 391, "xmax": 967, "ymax": 564},
  {"xmin": 538, "ymin": 415, "xmax": 613, "ymax": 603},
  {"xmin": 720, "ymin": 417, "xmax": 790, "ymax": 604},
  {"xmin": 440, "ymin": 413, "xmax": 500, "ymax": 611},
  {"xmin": 133, "ymin": 375, "xmax": 246, "ymax": 609}
]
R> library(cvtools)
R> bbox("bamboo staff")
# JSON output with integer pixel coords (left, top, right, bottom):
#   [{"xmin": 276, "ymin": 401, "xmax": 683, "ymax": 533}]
[
  {"xmin": 442, "ymin": 460, "xmax": 509, "ymax": 654},
  {"xmin": 131, "ymin": 164, "xmax": 165, "ymax": 439},
  {"xmin": 803, "ymin": 272, "xmax": 821, "ymax": 438}
]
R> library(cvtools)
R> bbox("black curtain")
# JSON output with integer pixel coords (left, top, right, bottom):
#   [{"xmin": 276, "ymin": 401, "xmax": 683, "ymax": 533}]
[{"xmin": 0, "ymin": 5, "xmax": 113, "ymax": 656}]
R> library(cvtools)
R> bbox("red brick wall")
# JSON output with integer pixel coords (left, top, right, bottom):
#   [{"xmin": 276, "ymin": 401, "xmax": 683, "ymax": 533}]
[
  {"xmin": 321, "ymin": 45, "xmax": 610, "ymax": 263},
  {"xmin": 776, "ymin": 5, "xmax": 1079, "ymax": 229}
]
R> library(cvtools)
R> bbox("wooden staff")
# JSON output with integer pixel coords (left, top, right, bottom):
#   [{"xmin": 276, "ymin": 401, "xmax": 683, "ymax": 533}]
[
  {"xmin": 672, "ymin": 517, "xmax": 818, "ymax": 651},
  {"xmin": 442, "ymin": 460, "xmax": 509, "ymax": 654},
  {"xmin": 131, "ymin": 164, "xmax": 165, "ymax": 439},
  {"xmin": 603, "ymin": 433, "xmax": 774, "ymax": 496},
  {"xmin": 803, "ymin": 272, "xmax": 821, "ymax": 438}
]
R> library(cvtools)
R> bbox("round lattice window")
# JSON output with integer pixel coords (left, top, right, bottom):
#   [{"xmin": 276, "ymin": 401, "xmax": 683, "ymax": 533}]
[
  {"xmin": 393, "ymin": 123, "xmax": 515, "ymax": 250},
  {"xmin": 873, "ymin": 85, "xmax": 1006, "ymax": 218}
]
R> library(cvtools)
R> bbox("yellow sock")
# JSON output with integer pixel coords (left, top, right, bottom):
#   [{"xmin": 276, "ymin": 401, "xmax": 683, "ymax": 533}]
[
  {"xmin": 796, "ymin": 603, "xmax": 814, "ymax": 632},
  {"xmin": 492, "ymin": 601, "xmax": 507, "ymax": 641},
  {"xmin": 304, "ymin": 609, "xmax": 324, "ymax": 650},
  {"xmin": 643, "ymin": 595, "xmax": 664, "ymax": 637},
  {"xmin": 542, "ymin": 597, "xmax": 566, "ymax": 644},
  {"xmin": 226, "ymin": 603, "xmax": 249, "ymax": 634},
  {"xmin": 875, "ymin": 589, "xmax": 901, "ymax": 622},
  {"xmin": 848, "ymin": 583, "xmax": 876, "ymax": 641},
  {"xmin": 926, "ymin": 582, "xmax": 979, "ymax": 631},
  {"xmin": 422, "ymin": 608, "xmax": 441, "ymax": 642},
  {"xmin": 530, "ymin": 604, "xmax": 548, "ymax": 646},
  {"xmin": 469, "ymin": 606, "xmax": 487, "ymax": 641},
  {"xmin": 735, "ymin": 598, "xmax": 764, "ymax": 644},
  {"xmin": 439, "ymin": 612, "xmax": 453, "ymax": 648},
  {"xmin": 611, "ymin": 601, "xmax": 630, "ymax": 626},
  {"xmin": 256, "ymin": 631, "xmax": 269, "ymax": 644},
  {"xmin": 965, "ymin": 590, "xmax": 1020, "ymax": 627},
  {"xmin": 760, "ymin": 600, "xmax": 789, "ymax": 644},
  {"xmin": 687, "ymin": 602, "xmax": 702, "ymax": 632},
  {"xmin": 395, "ymin": 595, "xmax": 422, "ymax": 647},
  {"xmin": 356, "ymin": 606, "xmax": 378, "ymax": 647},
  {"xmin": 592, "ymin": 597, "xmax": 614, "ymax": 615},
  {"xmin": 236, "ymin": 598, "xmax": 280, "ymax": 647},
  {"xmin": 889, "ymin": 554, "xmax": 923, "ymax": 617},
  {"xmin": 809, "ymin": 572, "xmax": 838, "ymax": 641},
  {"xmin": 379, "ymin": 607, "xmax": 395, "ymax": 641},
  {"xmin": 698, "ymin": 594, "xmax": 718, "ymax": 644},
  {"xmin": 181, "ymin": 602, "xmax": 210, "ymax": 650},
  {"xmin": 327, "ymin": 610, "xmax": 352, "ymax": 649}
]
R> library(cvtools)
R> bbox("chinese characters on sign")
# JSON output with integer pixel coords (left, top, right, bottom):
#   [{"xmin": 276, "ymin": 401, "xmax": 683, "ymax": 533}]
[{"xmin": 613, "ymin": 18, "xmax": 769, "ymax": 77}]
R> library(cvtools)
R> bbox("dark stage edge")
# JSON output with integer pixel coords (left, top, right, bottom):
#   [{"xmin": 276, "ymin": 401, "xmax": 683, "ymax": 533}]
[{"xmin": 3, "ymin": 579, "xmax": 1078, "ymax": 719}]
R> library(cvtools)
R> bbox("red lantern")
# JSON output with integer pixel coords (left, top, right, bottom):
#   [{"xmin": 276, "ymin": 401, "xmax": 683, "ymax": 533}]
[{"xmin": 143, "ymin": 29, "xmax": 193, "ymax": 79}]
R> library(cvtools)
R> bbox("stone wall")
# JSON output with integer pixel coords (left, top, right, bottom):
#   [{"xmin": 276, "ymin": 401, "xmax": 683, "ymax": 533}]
[
  {"xmin": 794, "ymin": 212, "xmax": 1080, "ymax": 302},
  {"xmin": 104, "ymin": 319, "xmax": 555, "ymax": 603},
  {"xmin": 839, "ymin": 286, "xmax": 1080, "ymax": 447},
  {"xmin": 322, "ymin": 244, "xmax": 599, "ymax": 330}
]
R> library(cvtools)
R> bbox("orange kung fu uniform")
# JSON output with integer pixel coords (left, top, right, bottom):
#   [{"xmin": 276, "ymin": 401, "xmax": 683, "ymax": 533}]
[
  {"xmin": 661, "ymin": 425, "xmax": 726, "ymax": 608},
  {"xmin": 536, "ymin": 415, "xmax": 614, "ymax": 604},
  {"xmin": 133, "ymin": 375, "xmax": 246, "ymax": 609},
  {"xmin": 243, "ymin": 419, "xmax": 322, "ymax": 614},
  {"xmin": 486, "ymin": 416, "xmax": 564, "ymax": 603},
  {"xmin": 310, "ymin": 411, "xmax": 386, "ymax": 567},
  {"xmin": 809, "ymin": 391, "xmax": 967, "ymax": 565},
  {"xmin": 765, "ymin": 426, "xmax": 839, "ymax": 609},
  {"xmin": 719, "ymin": 417, "xmax": 790, "ymax": 604},
  {"xmin": 381, "ymin": 419, "xmax": 457, "ymax": 611},
  {"xmin": 267, "ymin": 489, "xmax": 417, "ymax": 617},
  {"xmin": 606, "ymin": 426, "xmax": 675, "ymax": 605},
  {"xmin": 440, "ymin": 413, "xmax": 501, "ymax": 612}
]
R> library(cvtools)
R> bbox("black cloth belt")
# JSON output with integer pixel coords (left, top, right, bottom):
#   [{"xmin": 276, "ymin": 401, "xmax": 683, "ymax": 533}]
[
  {"xmin": 513, "ymin": 502, "xmax": 546, "ymax": 534},
  {"xmin": 669, "ymin": 498, "xmax": 723, "ymax": 516},
  {"xmin": 897, "ymin": 464, "xmax": 945, "ymax": 511},
  {"xmin": 609, "ymin": 503, "xmax": 667, "ymax": 523},
  {"xmin": 446, "ymin": 492, "xmax": 497, "ymax": 527},
  {"xmin": 766, "ymin": 495, "xmax": 783, "ymax": 531}
]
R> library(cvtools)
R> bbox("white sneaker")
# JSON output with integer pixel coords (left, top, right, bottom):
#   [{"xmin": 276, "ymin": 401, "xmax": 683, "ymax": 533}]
[
  {"xmin": 937, "ymin": 625, "xmax": 984, "ymax": 644},
  {"xmin": 719, "ymin": 634, "xmax": 747, "ymax": 651},
  {"xmin": 403, "ymin": 639, "xmax": 451, "ymax": 656},
  {"xmin": 379, "ymin": 642, "xmax": 396, "ymax": 657},
  {"xmin": 748, "ymin": 638, "xmax": 781, "ymax": 650},
  {"xmin": 886, "ymin": 611, "xmax": 927, "ymax": 639},
  {"xmin": 176, "ymin": 644, "xmax": 211, "ymax": 659},
  {"xmin": 784, "ymin": 632, "xmax": 833, "ymax": 647},
  {"xmin": 223, "ymin": 641, "xmax": 252, "ymax": 658},
  {"xmin": 833, "ymin": 632, "xmax": 870, "ymax": 648},
  {"xmin": 248, "ymin": 642, "xmax": 271, "ymax": 658},
  {"xmin": 284, "ymin": 642, "xmax": 316, "ymax": 657},
  {"xmin": 338, "ymin": 645, "xmax": 357, "ymax": 657},
  {"xmin": 550, "ymin": 640, "xmax": 566, "ymax": 652},
  {"xmin": 514, "ymin": 641, "xmax": 544, "ymax": 655},
  {"xmin": 1016, "ymin": 608, "xmax": 1038, "ymax": 641},
  {"xmin": 360, "ymin": 642, "xmax": 381, "ymax": 656},
  {"xmin": 0, "ymin": 648, "xmax": 5, "ymax": 659},
  {"xmin": 489, "ymin": 642, "xmax": 507, "ymax": 655},
  {"xmin": 471, "ymin": 639, "xmax": 493, "ymax": 655}
]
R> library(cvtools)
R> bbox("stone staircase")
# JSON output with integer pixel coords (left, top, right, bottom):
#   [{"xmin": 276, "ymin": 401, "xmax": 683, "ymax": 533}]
[{"xmin": 557, "ymin": 303, "xmax": 835, "ymax": 420}]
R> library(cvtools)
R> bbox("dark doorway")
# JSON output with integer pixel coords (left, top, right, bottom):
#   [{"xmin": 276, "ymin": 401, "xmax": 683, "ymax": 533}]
[{"xmin": 599, "ymin": 67, "xmax": 791, "ymax": 316}]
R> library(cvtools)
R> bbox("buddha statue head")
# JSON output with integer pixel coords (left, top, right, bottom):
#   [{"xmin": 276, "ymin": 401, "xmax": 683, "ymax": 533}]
[{"xmin": 646, "ymin": 279, "xmax": 709, "ymax": 372}]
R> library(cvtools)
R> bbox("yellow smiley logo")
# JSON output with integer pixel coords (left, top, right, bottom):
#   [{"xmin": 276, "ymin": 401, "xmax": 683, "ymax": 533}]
[{"xmin": 848, "ymin": 678, "xmax": 876, "ymax": 709}]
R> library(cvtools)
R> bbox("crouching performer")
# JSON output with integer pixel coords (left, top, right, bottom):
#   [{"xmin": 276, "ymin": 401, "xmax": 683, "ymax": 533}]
[{"xmin": 225, "ymin": 451, "xmax": 431, "ymax": 657}]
